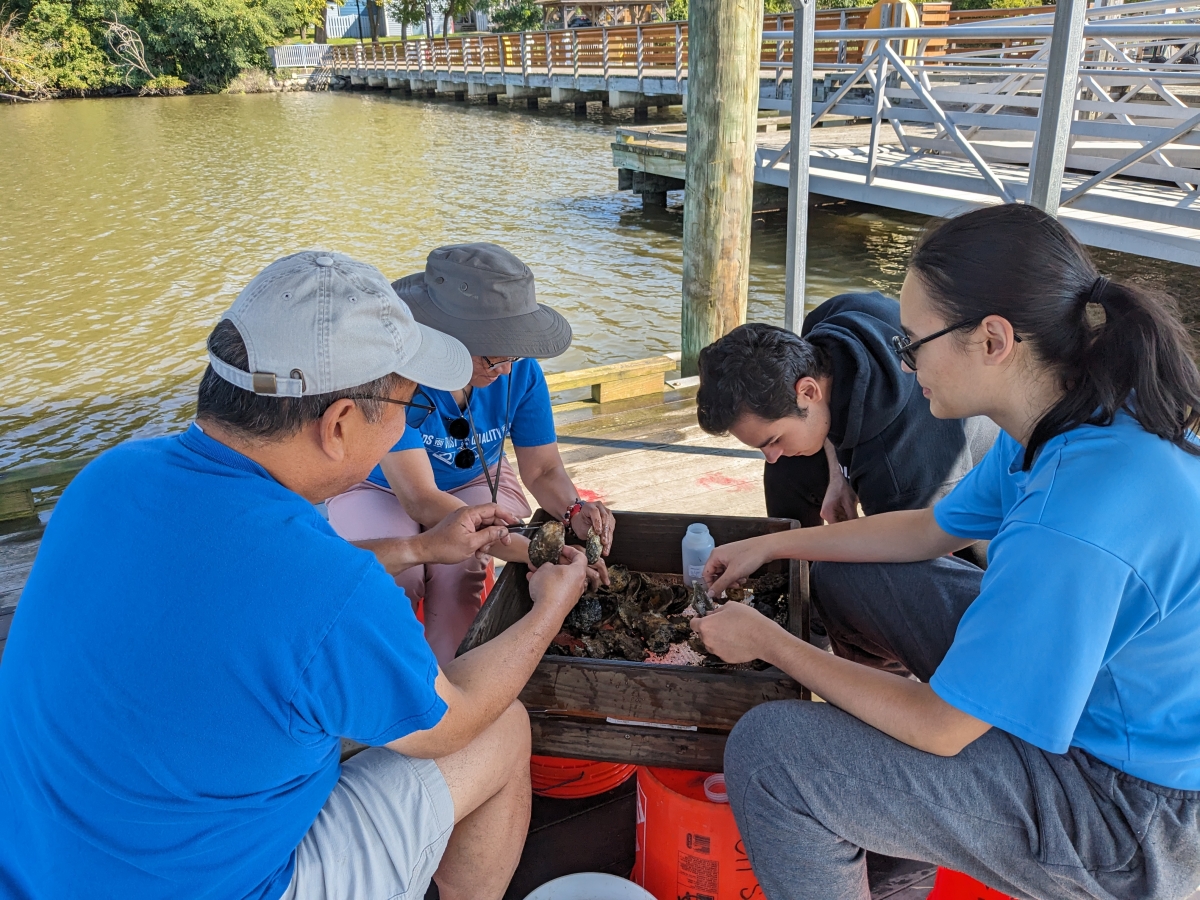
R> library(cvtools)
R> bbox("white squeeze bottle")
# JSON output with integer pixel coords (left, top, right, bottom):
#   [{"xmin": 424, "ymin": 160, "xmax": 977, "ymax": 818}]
[{"xmin": 681, "ymin": 523, "xmax": 715, "ymax": 587}]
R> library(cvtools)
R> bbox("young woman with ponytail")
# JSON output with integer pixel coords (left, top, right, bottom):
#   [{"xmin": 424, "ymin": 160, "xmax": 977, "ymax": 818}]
[{"xmin": 695, "ymin": 203, "xmax": 1200, "ymax": 900}]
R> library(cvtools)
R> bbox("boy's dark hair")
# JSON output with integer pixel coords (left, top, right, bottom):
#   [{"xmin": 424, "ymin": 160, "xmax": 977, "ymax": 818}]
[
  {"xmin": 196, "ymin": 320, "xmax": 406, "ymax": 440},
  {"xmin": 696, "ymin": 323, "xmax": 831, "ymax": 435}
]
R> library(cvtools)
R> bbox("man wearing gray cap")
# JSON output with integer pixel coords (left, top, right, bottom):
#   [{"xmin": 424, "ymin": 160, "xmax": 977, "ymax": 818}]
[{"xmin": 0, "ymin": 251, "xmax": 591, "ymax": 900}]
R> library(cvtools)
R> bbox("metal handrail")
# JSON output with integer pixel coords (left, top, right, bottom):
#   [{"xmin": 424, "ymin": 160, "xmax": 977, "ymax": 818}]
[{"xmin": 764, "ymin": 22, "xmax": 1200, "ymax": 40}]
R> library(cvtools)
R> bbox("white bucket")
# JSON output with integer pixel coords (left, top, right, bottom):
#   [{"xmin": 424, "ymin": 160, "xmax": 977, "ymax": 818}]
[{"xmin": 521, "ymin": 872, "xmax": 657, "ymax": 900}]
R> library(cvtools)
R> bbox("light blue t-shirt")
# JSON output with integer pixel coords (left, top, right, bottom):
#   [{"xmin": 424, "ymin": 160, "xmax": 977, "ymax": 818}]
[
  {"xmin": 368, "ymin": 357, "xmax": 558, "ymax": 493},
  {"xmin": 931, "ymin": 413, "xmax": 1200, "ymax": 790},
  {"xmin": 0, "ymin": 425, "xmax": 445, "ymax": 900}
]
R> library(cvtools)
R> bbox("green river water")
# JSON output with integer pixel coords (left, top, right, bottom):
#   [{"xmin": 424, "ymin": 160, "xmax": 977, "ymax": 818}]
[{"xmin": 1, "ymin": 90, "xmax": 1196, "ymax": 469}]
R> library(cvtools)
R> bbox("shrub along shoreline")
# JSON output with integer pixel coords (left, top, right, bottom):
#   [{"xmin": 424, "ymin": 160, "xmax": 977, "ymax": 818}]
[{"xmin": 1, "ymin": 0, "xmax": 326, "ymax": 99}]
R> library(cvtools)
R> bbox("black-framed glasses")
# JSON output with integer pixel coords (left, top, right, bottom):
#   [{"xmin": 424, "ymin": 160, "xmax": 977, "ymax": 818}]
[
  {"xmin": 890, "ymin": 319, "xmax": 1021, "ymax": 370},
  {"xmin": 352, "ymin": 396, "xmax": 436, "ymax": 415},
  {"xmin": 482, "ymin": 356, "xmax": 521, "ymax": 371}
]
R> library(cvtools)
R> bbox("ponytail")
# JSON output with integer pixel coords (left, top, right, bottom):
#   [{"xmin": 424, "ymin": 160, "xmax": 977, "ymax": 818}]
[{"xmin": 910, "ymin": 204, "xmax": 1200, "ymax": 469}]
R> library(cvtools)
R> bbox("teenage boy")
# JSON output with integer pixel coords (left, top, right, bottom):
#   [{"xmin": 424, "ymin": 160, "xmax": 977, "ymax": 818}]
[
  {"xmin": 697, "ymin": 292, "xmax": 997, "ymax": 529},
  {"xmin": 0, "ymin": 251, "xmax": 590, "ymax": 900}
]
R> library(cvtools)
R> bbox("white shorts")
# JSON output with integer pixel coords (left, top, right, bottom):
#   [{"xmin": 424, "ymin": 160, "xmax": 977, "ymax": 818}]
[{"xmin": 278, "ymin": 748, "xmax": 455, "ymax": 900}]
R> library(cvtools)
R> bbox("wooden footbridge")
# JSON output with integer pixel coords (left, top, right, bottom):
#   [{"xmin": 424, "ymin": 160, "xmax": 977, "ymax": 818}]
[{"xmin": 271, "ymin": 4, "xmax": 1048, "ymax": 112}]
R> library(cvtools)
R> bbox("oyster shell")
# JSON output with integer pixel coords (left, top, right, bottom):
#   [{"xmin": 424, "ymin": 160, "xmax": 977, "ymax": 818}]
[
  {"xmin": 607, "ymin": 564, "xmax": 632, "ymax": 593},
  {"xmin": 584, "ymin": 528, "xmax": 603, "ymax": 565},
  {"xmin": 753, "ymin": 572, "xmax": 787, "ymax": 595},
  {"xmin": 565, "ymin": 594, "xmax": 604, "ymax": 633},
  {"xmin": 528, "ymin": 520, "xmax": 565, "ymax": 568},
  {"xmin": 636, "ymin": 612, "xmax": 675, "ymax": 654},
  {"xmin": 690, "ymin": 580, "xmax": 717, "ymax": 617},
  {"xmin": 605, "ymin": 629, "xmax": 648, "ymax": 662}
]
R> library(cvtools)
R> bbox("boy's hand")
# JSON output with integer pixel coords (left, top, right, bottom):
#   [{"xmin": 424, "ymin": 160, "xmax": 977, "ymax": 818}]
[{"xmin": 703, "ymin": 537, "xmax": 769, "ymax": 597}]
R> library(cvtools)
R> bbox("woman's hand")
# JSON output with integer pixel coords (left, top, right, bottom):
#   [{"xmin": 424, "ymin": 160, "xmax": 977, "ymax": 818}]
[
  {"xmin": 571, "ymin": 499, "xmax": 616, "ymax": 555},
  {"xmin": 690, "ymin": 601, "xmax": 786, "ymax": 665},
  {"xmin": 820, "ymin": 471, "xmax": 860, "ymax": 525},
  {"xmin": 703, "ymin": 537, "xmax": 771, "ymax": 597}
]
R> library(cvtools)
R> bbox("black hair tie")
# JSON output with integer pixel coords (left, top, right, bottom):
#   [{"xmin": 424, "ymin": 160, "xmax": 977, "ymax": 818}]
[{"xmin": 1088, "ymin": 276, "xmax": 1111, "ymax": 306}]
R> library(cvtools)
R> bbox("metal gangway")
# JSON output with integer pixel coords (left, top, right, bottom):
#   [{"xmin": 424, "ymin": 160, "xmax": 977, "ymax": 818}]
[{"xmin": 758, "ymin": 0, "xmax": 1200, "ymax": 317}]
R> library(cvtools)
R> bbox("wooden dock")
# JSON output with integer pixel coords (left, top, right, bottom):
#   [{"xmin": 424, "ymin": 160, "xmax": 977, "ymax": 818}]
[
  {"xmin": 615, "ymin": 114, "xmax": 1200, "ymax": 266},
  {"xmin": 612, "ymin": 4, "xmax": 1200, "ymax": 268}
]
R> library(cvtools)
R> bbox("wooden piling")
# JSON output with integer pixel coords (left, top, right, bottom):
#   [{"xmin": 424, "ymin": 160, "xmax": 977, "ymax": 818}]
[{"xmin": 680, "ymin": 0, "xmax": 765, "ymax": 376}]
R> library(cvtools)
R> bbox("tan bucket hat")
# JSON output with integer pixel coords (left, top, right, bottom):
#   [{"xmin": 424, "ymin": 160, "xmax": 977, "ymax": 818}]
[{"xmin": 392, "ymin": 243, "xmax": 572, "ymax": 359}]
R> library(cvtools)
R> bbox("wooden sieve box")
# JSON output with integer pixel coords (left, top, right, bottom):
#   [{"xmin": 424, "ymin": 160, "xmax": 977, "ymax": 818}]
[{"xmin": 458, "ymin": 510, "xmax": 810, "ymax": 772}]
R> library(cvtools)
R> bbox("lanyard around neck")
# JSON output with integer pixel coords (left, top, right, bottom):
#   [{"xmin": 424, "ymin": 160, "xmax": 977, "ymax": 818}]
[{"xmin": 459, "ymin": 374, "xmax": 514, "ymax": 505}]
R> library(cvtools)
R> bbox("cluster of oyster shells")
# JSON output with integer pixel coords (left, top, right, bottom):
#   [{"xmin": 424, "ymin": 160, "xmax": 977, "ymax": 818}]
[{"xmin": 526, "ymin": 520, "xmax": 603, "ymax": 568}]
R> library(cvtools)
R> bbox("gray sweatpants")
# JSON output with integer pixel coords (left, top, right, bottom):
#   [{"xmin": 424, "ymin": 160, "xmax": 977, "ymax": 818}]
[{"xmin": 724, "ymin": 558, "xmax": 1200, "ymax": 900}]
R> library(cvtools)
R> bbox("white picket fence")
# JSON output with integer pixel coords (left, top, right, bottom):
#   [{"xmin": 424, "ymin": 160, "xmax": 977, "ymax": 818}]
[{"xmin": 267, "ymin": 44, "xmax": 335, "ymax": 68}]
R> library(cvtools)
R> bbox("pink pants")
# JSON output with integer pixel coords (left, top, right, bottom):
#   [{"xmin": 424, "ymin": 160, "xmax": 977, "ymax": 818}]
[{"xmin": 325, "ymin": 459, "xmax": 533, "ymax": 665}]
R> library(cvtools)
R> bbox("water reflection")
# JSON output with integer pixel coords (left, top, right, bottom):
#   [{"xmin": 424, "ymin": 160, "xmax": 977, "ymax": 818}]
[{"xmin": 1, "ymin": 91, "xmax": 1195, "ymax": 468}]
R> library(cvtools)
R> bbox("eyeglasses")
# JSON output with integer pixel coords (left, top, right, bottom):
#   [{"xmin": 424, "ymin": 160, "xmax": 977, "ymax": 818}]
[
  {"xmin": 890, "ymin": 319, "xmax": 1021, "ymax": 371},
  {"xmin": 482, "ymin": 356, "xmax": 520, "ymax": 371},
  {"xmin": 349, "ymin": 396, "xmax": 437, "ymax": 415}
]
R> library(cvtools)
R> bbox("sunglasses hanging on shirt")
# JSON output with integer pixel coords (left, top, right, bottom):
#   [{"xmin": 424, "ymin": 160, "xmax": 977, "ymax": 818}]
[{"xmin": 412, "ymin": 376, "xmax": 515, "ymax": 504}]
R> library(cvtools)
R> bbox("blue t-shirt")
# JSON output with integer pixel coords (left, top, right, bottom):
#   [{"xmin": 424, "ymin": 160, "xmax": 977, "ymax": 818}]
[
  {"xmin": 931, "ymin": 413, "xmax": 1200, "ymax": 790},
  {"xmin": 0, "ymin": 426, "xmax": 446, "ymax": 900},
  {"xmin": 368, "ymin": 357, "xmax": 558, "ymax": 493}
]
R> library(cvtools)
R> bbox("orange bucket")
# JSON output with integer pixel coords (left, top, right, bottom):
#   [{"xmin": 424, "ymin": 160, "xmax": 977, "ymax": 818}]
[
  {"xmin": 632, "ymin": 767, "xmax": 761, "ymax": 900},
  {"xmin": 928, "ymin": 868, "xmax": 1015, "ymax": 900},
  {"xmin": 530, "ymin": 755, "xmax": 636, "ymax": 799}
]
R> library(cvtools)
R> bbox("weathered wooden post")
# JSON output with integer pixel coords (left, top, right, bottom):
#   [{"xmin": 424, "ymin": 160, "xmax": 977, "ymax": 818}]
[
  {"xmin": 784, "ymin": 0, "xmax": 817, "ymax": 333},
  {"xmin": 1028, "ymin": 0, "xmax": 1087, "ymax": 214},
  {"xmin": 680, "ymin": 0, "xmax": 766, "ymax": 376}
]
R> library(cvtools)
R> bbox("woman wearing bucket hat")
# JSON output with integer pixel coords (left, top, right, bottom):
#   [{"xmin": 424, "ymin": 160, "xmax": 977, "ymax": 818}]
[{"xmin": 326, "ymin": 243, "xmax": 616, "ymax": 664}]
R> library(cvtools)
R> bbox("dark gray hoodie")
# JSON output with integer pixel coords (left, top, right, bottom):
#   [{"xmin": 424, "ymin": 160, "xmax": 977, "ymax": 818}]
[{"xmin": 802, "ymin": 291, "xmax": 997, "ymax": 514}]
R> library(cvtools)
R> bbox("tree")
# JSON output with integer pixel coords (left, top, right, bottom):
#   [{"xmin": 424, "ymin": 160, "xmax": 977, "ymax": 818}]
[
  {"xmin": 14, "ymin": 0, "xmax": 116, "ymax": 91},
  {"xmin": 386, "ymin": 0, "xmax": 423, "ymax": 40},
  {"xmin": 0, "ymin": 11, "xmax": 51, "ymax": 98},
  {"xmin": 440, "ymin": 0, "xmax": 471, "ymax": 37},
  {"xmin": 483, "ymin": 0, "xmax": 540, "ymax": 32},
  {"xmin": 294, "ymin": 0, "xmax": 325, "ymax": 40},
  {"xmin": 129, "ymin": 0, "xmax": 289, "ymax": 89}
]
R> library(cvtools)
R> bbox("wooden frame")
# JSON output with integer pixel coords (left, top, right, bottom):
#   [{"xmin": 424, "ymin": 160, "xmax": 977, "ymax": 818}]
[{"xmin": 460, "ymin": 510, "xmax": 809, "ymax": 771}]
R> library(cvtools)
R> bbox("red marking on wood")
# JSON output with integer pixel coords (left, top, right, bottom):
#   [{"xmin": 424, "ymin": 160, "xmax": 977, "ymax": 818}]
[
  {"xmin": 696, "ymin": 471, "xmax": 757, "ymax": 493},
  {"xmin": 576, "ymin": 488, "xmax": 606, "ymax": 503}
]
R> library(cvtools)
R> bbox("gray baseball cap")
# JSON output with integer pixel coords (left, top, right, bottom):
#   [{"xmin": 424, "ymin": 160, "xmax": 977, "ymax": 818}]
[
  {"xmin": 393, "ymin": 243, "xmax": 572, "ymax": 359},
  {"xmin": 207, "ymin": 250, "xmax": 472, "ymax": 397}
]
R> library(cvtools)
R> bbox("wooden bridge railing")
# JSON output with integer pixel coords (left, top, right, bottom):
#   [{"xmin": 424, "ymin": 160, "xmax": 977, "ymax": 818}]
[{"xmin": 324, "ymin": 4, "xmax": 1043, "ymax": 79}]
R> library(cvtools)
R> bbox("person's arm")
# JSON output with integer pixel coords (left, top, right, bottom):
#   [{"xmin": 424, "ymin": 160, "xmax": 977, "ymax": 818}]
[
  {"xmin": 514, "ymin": 442, "xmax": 615, "ymax": 555},
  {"xmin": 704, "ymin": 506, "xmax": 973, "ymax": 595},
  {"xmin": 691, "ymin": 602, "xmax": 990, "ymax": 756},
  {"xmin": 819, "ymin": 439, "xmax": 859, "ymax": 525},
  {"xmin": 355, "ymin": 503, "xmax": 521, "ymax": 574},
  {"xmin": 380, "ymin": 448, "xmax": 532, "ymax": 565},
  {"xmin": 388, "ymin": 546, "xmax": 591, "ymax": 758}
]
